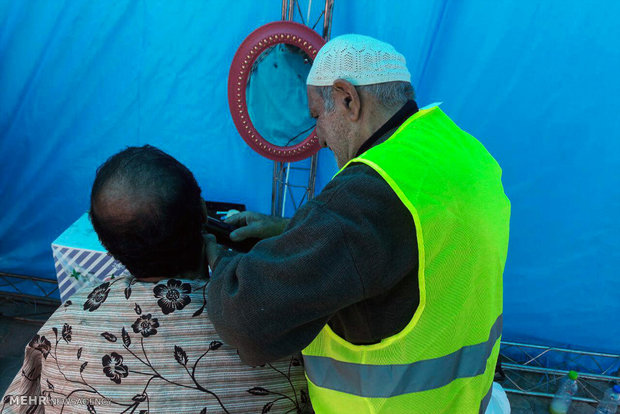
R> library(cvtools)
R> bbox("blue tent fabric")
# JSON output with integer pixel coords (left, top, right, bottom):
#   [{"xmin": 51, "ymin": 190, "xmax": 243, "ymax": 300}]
[{"xmin": 1, "ymin": 1, "xmax": 619, "ymax": 354}]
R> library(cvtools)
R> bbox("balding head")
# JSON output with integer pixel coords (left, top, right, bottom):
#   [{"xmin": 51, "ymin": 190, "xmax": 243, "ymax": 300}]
[{"xmin": 90, "ymin": 145, "xmax": 205, "ymax": 279}]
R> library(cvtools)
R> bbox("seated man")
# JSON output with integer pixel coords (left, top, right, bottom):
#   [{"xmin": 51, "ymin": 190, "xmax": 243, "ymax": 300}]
[{"xmin": 1, "ymin": 145, "xmax": 309, "ymax": 414}]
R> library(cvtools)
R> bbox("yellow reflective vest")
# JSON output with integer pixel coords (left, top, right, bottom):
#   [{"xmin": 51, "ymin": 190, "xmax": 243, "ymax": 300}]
[{"xmin": 302, "ymin": 107, "xmax": 510, "ymax": 413}]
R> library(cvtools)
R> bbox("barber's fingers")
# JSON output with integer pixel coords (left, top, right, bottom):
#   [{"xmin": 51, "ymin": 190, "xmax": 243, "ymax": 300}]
[
  {"xmin": 229, "ymin": 222, "xmax": 265, "ymax": 241},
  {"xmin": 224, "ymin": 210, "xmax": 253, "ymax": 226},
  {"xmin": 202, "ymin": 232, "xmax": 217, "ymax": 243},
  {"xmin": 225, "ymin": 211, "xmax": 280, "ymax": 241}
]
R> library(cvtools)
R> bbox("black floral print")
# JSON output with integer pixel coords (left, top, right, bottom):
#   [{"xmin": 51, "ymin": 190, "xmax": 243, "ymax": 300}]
[
  {"xmin": 174, "ymin": 345, "xmax": 188, "ymax": 366},
  {"xmin": 3, "ymin": 277, "xmax": 310, "ymax": 414},
  {"xmin": 131, "ymin": 314, "xmax": 159, "ymax": 337},
  {"xmin": 102, "ymin": 352, "xmax": 128, "ymax": 384},
  {"xmin": 153, "ymin": 279, "xmax": 191, "ymax": 314},
  {"xmin": 62, "ymin": 323, "xmax": 72, "ymax": 343},
  {"xmin": 28, "ymin": 334, "xmax": 51, "ymax": 359},
  {"xmin": 83, "ymin": 281, "xmax": 111, "ymax": 311}
]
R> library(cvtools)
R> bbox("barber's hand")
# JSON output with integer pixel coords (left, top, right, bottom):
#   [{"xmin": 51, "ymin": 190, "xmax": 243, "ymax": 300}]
[
  {"xmin": 203, "ymin": 232, "xmax": 224, "ymax": 270},
  {"xmin": 225, "ymin": 211, "xmax": 289, "ymax": 241}
]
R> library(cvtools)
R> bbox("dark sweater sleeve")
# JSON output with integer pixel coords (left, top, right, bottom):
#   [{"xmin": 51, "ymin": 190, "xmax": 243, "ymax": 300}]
[{"xmin": 206, "ymin": 163, "xmax": 417, "ymax": 365}]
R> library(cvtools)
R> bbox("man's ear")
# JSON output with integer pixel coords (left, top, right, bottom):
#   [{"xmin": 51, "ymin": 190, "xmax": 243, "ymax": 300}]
[{"xmin": 332, "ymin": 79, "xmax": 361, "ymax": 121}]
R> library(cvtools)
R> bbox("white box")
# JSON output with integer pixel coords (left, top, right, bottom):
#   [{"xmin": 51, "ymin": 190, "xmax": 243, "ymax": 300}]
[{"xmin": 51, "ymin": 213, "xmax": 128, "ymax": 302}]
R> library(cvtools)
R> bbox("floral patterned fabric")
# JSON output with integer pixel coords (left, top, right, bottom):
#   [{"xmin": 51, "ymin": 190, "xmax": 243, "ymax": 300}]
[{"xmin": 1, "ymin": 276, "xmax": 311, "ymax": 413}]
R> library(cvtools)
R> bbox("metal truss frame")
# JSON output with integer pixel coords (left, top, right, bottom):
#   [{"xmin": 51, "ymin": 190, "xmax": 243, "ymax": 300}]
[
  {"xmin": 272, "ymin": 157, "xmax": 318, "ymax": 216},
  {"xmin": 272, "ymin": 0, "xmax": 334, "ymax": 217},
  {"xmin": 0, "ymin": 272, "xmax": 60, "ymax": 322},
  {"xmin": 499, "ymin": 341, "xmax": 620, "ymax": 404}
]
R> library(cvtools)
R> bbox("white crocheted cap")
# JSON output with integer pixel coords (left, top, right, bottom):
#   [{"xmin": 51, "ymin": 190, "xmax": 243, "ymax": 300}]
[{"xmin": 307, "ymin": 34, "xmax": 411, "ymax": 86}]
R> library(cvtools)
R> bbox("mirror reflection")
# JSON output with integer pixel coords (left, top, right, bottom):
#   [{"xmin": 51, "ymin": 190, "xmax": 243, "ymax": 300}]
[{"xmin": 246, "ymin": 44, "xmax": 315, "ymax": 147}]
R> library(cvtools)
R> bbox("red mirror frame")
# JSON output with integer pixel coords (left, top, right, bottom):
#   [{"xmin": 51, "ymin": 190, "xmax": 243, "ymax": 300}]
[{"xmin": 228, "ymin": 21, "xmax": 325, "ymax": 162}]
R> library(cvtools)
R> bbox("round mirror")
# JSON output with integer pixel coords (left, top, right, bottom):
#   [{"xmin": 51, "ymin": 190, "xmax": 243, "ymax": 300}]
[
  {"xmin": 246, "ymin": 44, "xmax": 314, "ymax": 148},
  {"xmin": 228, "ymin": 21, "xmax": 325, "ymax": 162}
]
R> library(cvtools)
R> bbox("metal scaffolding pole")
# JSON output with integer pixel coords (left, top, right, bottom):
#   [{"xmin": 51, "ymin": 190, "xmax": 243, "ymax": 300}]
[{"xmin": 272, "ymin": 0, "xmax": 335, "ymax": 216}]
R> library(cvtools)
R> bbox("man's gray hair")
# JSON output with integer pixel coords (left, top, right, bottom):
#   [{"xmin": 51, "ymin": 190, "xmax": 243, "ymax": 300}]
[{"xmin": 316, "ymin": 81, "xmax": 415, "ymax": 112}]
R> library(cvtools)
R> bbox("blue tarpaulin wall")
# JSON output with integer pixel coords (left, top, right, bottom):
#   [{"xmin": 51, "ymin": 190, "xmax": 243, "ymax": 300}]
[{"xmin": 1, "ymin": 1, "xmax": 619, "ymax": 355}]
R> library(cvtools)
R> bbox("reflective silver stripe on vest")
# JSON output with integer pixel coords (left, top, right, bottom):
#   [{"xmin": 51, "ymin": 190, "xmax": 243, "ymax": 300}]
[{"xmin": 304, "ymin": 314, "xmax": 502, "ymax": 398}]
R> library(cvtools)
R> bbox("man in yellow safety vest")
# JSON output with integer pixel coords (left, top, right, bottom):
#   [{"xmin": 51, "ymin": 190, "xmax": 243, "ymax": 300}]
[{"xmin": 205, "ymin": 34, "xmax": 510, "ymax": 413}]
